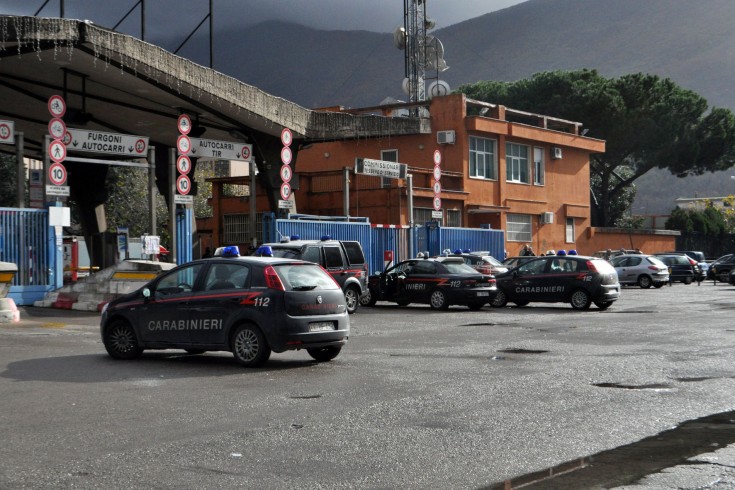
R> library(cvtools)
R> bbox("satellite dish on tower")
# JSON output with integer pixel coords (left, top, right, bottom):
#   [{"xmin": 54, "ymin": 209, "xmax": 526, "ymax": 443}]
[
  {"xmin": 393, "ymin": 26, "xmax": 406, "ymax": 50},
  {"xmin": 425, "ymin": 37, "xmax": 448, "ymax": 72},
  {"xmin": 428, "ymin": 80, "xmax": 451, "ymax": 99}
]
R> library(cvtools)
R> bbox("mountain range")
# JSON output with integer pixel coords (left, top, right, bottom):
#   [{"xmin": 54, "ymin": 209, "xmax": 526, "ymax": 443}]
[{"xmin": 165, "ymin": 0, "xmax": 735, "ymax": 215}]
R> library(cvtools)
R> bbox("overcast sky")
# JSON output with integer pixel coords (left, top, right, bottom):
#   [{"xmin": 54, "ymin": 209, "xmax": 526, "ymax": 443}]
[{"xmin": 3, "ymin": 0, "xmax": 528, "ymax": 36}]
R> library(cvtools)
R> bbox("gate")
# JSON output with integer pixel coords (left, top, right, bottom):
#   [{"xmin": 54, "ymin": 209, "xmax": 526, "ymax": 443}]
[{"xmin": 0, "ymin": 208, "xmax": 55, "ymax": 305}]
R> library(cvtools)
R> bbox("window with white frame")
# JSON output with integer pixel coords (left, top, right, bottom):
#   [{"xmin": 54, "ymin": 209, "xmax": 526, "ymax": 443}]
[
  {"xmin": 534, "ymin": 147, "xmax": 545, "ymax": 186},
  {"xmin": 506, "ymin": 213, "xmax": 532, "ymax": 242},
  {"xmin": 469, "ymin": 136, "xmax": 497, "ymax": 180},
  {"xmin": 506, "ymin": 142, "xmax": 530, "ymax": 184},
  {"xmin": 565, "ymin": 217, "xmax": 575, "ymax": 243},
  {"xmin": 381, "ymin": 149, "xmax": 398, "ymax": 188}
]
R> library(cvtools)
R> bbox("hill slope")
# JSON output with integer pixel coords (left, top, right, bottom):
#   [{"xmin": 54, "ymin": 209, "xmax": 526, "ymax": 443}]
[{"xmin": 168, "ymin": 0, "xmax": 735, "ymax": 214}]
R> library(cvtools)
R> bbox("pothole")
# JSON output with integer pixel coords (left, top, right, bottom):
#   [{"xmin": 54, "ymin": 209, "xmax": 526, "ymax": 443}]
[
  {"xmin": 593, "ymin": 382, "xmax": 674, "ymax": 391},
  {"xmin": 498, "ymin": 348, "xmax": 548, "ymax": 354},
  {"xmin": 482, "ymin": 410, "xmax": 735, "ymax": 489}
]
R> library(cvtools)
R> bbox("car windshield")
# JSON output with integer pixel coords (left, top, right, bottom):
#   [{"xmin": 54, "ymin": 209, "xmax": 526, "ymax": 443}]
[
  {"xmin": 482, "ymin": 256, "xmax": 504, "ymax": 267},
  {"xmin": 275, "ymin": 263, "xmax": 338, "ymax": 291},
  {"xmin": 443, "ymin": 261, "xmax": 480, "ymax": 274}
]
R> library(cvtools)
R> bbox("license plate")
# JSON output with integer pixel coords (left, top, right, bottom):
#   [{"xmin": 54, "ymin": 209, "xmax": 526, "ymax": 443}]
[
  {"xmin": 309, "ymin": 322, "xmax": 335, "ymax": 332},
  {"xmin": 477, "ymin": 291, "xmax": 489, "ymax": 297}
]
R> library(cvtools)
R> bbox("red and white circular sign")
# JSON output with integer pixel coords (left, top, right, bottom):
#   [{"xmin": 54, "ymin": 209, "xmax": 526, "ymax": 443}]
[
  {"xmin": 48, "ymin": 162, "xmax": 67, "ymax": 185},
  {"xmin": 0, "ymin": 123, "xmax": 12, "ymax": 143},
  {"xmin": 281, "ymin": 128, "xmax": 293, "ymax": 147},
  {"xmin": 177, "ymin": 134, "xmax": 191, "ymax": 154},
  {"xmin": 49, "ymin": 140, "xmax": 66, "ymax": 163},
  {"xmin": 241, "ymin": 146, "xmax": 251, "ymax": 160},
  {"xmin": 433, "ymin": 196, "xmax": 442, "ymax": 211},
  {"xmin": 280, "ymin": 182, "xmax": 292, "ymax": 200},
  {"xmin": 177, "ymin": 154, "xmax": 192, "ymax": 174},
  {"xmin": 433, "ymin": 149, "xmax": 442, "ymax": 165},
  {"xmin": 433, "ymin": 181, "xmax": 441, "ymax": 194},
  {"xmin": 48, "ymin": 95, "xmax": 66, "ymax": 118},
  {"xmin": 62, "ymin": 130, "xmax": 72, "ymax": 146},
  {"xmin": 280, "ymin": 164, "xmax": 292, "ymax": 183},
  {"xmin": 48, "ymin": 118, "xmax": 66, "ymax": 139},
  {"xmin": 433, "ymin": 165, "xmax": 441, "ymax": 181},
  {"xmin": 176, "ymin": 174, "xmax": 191, "ymax": 195},
  {"xmin": 280, "ymin": 146, "xmax": 292, "ymax": 165},
  {"xmin": 177, "ymin": 114, "xmax": 192, "ymax": 135},
  {"xmin": 134, "ymin": 139, "xmax": 147, "ymax": 154}
]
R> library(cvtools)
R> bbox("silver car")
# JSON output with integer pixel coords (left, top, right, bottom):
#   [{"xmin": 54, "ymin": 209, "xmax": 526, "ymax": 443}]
[{"xmin": 610, "ymin": 254, "xmax": 669, "ymax": 288}]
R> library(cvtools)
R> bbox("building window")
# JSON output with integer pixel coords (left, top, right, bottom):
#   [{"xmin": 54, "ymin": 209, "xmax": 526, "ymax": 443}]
[
  {"xmin": 469, "ymin": 136, "xmax": 497, "ymax": 180},
  {"xmin": 566, "ymin": 217, "xmax": 575, "ymax": 243},
  {"xmin": 534, "ymin": 147, "xmax": 545, "ymax": 186},
  {"xmin": 415, "ymin": 207, "xmax": 442, "ymax": 226},
  {"xmin": 506, "ymin": 143, "xmax": 529, "ymax": 184},
  {"xmin": 223, "ymin": 213, "xmax": 263, "ymax": 244},
  {"xmin": 446, "ymin": 209, "xmax": 461, "ymax": 227},
  {"xmin": 507, "ymin": 213, "xmax": 532, "ymax": 242},
  {"xmin": 381, "ymin": 149, "xmax": 398, "ymax": 188}
]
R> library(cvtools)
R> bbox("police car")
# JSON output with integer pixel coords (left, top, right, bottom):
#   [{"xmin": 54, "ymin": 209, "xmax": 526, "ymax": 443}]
[
  {"xmin": 254, "ymin": 236, "xmax": 368, "ymax": 315},
  {"xmin": 100, "ymin": 246, "xmax": 349, "ymax": 367},
  {"xmin": 361, "ymin": 256, "xmax": 497, "ymax": 310},
  {"xmin": 491, "ymin": 253, "xmax": 620, "ymax": 310}
]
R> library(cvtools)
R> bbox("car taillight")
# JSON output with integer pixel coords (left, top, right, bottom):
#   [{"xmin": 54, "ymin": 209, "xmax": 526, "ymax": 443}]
[
  {"xmin": 687, "ymin": 257, "xmax": 697, "ymax": 266},
  {"xmin": 264, "ymin": 265, "xmax": 285, "ymax": 291},
  {"xmin": 648, "ymin": 266, "xmax": 662, "ymax": 271}
]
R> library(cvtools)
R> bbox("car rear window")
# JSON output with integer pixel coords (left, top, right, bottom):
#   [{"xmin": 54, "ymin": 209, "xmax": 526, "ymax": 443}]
[
  {"xmin": 342, "ymin": 241, "xmax": 366, "ymax": 265},
  {"xmin": 274, "ymin": 264, "xmax": 339, "ymax": 291},
  {"xmin": 647, "ymin": 256, "xmax": 666, "ymax": 267},
  {"xmin": 591, "ymin": 259, "xmax": 616, "ymax": 274},
  {"xmin": 443, "ymin": 261, "xmax": 480, "ymax": 274},
  {"xmin": 269, "ymin": 247, "xmax": 301, "ymax": 259}
]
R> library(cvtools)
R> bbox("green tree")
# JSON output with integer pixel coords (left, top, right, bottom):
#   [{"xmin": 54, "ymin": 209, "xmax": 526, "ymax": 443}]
[
  {"xmin": 665, "ymin": 207, "xmax": 694, "ymax": 233},
  {"xmin": 458, "ymin": 70, "xmax": 735, "ymax": 226},
  {"xmin": 0, "ymin": 154, "xmax": 18, "ymax": 207}
]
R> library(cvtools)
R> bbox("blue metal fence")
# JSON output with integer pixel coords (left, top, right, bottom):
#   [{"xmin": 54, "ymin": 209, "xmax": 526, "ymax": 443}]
[
  {"xmin": 263, "ymin": 214, "xmax": 506, "ymax": 275},
  {"xmin": 0, "ymin": 207, "xmax": 54, "ymax": 305},
  {"xmin": 176, "ymin": 208, "xmax": 193, "ymax": 265}
]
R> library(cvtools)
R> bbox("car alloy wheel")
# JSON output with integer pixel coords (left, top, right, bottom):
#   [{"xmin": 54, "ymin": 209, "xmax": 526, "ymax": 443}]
[
  {"xmin": 104, "ymin": 320, "xmax": 143, "ymax": 360},
  {"xmin": 344, "ymin": 285, "xmax": 359, "ymax": 314},
  {"xmin": 232, "ymin": 324, "xmax": 271, "ymax": 367},
  {"xmin": 429, "ymin": 289, "xmax": 449, "ymax": 310},
  {"xmin": 570, "ymin": 289, "xmax": 591, "ymax": 310},
  {"xmin": 491, "ymin": 289, "xmax": 507, "ymax": 308}
]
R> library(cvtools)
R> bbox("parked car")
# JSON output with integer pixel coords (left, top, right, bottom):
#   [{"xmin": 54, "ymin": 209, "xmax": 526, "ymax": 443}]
[
  {"xmin": 502, "ymin": 256, "xmax": 537, "ymax": 269},
  {"xmin": 255, "ymin": 236, "xmax": 367, "ymax": 314},
  {"xmin": 661, "ymin": 251, "xmax": 707, "ymax": 281},
  {"xmin": 610, "ymin": 254, "xmax": 669, "ymax": 288},
  {"xmin": 445, "ymin": 251, "xmax": 508, "ymax": 276},
  {"xmin": 652, "ymin": 253, "xmax": 699, "ymax": 284},
  {"xmin": 100, "ymin": 253, "xmax": 350, "ymax": 367},
  {"xmin": 592, "ymin": 249, "xmax": 643, "ymax": 260},
  {"xmin": 492, "ymin": 255, "xmax": 620, "ymax": 310},
  {"xmin": 361, "ymin": 256, "xmax": 497, "ymax": 310},
  {"xmin": 708, "ymin": 254, "xmax": 735, "ymax": 282}
]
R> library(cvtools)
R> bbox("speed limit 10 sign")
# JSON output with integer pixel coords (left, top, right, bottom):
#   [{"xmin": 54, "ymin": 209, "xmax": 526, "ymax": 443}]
[
  {"xmin": 49, "ymin": 162, "xmax": 67, "ymax": 185},
  {"xmin": 176, "ymin": 174, "xmax": 191, "ymax": 195}
]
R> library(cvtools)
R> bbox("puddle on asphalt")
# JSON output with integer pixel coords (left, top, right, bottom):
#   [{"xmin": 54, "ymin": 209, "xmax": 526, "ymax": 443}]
[
  {"xmin": 498, "ymin": 348, "xmax": 548, "ymax": 354},
  {"xmin": 482, "ymin": 410, "xmax": 735, "ymax": 489}
]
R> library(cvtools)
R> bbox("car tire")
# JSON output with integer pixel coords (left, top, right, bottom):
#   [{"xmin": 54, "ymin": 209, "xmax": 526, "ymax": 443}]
[
  {"xmin": 231, "ymin": 324, "xmax": 271, "ymax": 367},
  {"xmin": 103, "ymin": 320, "xmax": 143, "ymax": 360},
  {"xmin": 594, "ymin": 301, "xmax": 613, "ymax": 310},
  {"xmin": 491, "ymin": 289, "xmax": 507, "ymax": 308},
  {"xmin": 307, "ymin": 346, "xmax": 342, "ymax": 362},
  {"xmin": 360, "ymin": 288, "xmax": 377, "ymax": 307},
  {"xmin": 344, "ymin": 285, "xmax": 360, "ymax": 314},
  {"xmin": 653, "ymin": 282, "xmax": 665, "ymax": 288},
  {"xmin": 467, "ymin": 301, "xmax": 485, "ymax": 310},
  {"xmin": 429, "ymin": 289, "xmax": 450, "ymax": 310},
  {"xmin": 570, "ymin": 289, "xmax": 591, "ymax": 310},
  {"xmin": 185, "ymin": 349, "xmax": 206, "ymax": 355},
  {"xmin": 637, "ymin": 275, "xmax": 652, "ymax": 289},
  {"xmin": 684, "ymin": 277, "xmax": 693, "ymax": 285}
]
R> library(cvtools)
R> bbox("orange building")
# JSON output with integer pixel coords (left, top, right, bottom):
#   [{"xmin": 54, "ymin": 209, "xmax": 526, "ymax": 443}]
[{"xmin": 203, "ymin": 93, "xmax": 676, "ymax": 256}]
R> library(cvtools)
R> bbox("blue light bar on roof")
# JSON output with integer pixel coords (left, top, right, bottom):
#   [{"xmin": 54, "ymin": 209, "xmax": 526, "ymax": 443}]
[
  {"xmin": 221, "ymin": 245, "xmax": 240, "ymax": 257},
  {"xmin": 255, "ymin": 245, "xmax": 273, "ymax": 257}
]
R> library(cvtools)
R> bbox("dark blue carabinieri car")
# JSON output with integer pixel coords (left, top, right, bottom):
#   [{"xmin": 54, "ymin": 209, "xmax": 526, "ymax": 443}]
[
  {"xmin": 360, "ymin": 256, "xmax": 497, "ymax": 310},
  {"xmin": 491, "ymin": 255, "xmax": 620, "ymax": 310},
  {"xmin": 100, "ymin": 247, "xmax": 349, "ymax": 367}
]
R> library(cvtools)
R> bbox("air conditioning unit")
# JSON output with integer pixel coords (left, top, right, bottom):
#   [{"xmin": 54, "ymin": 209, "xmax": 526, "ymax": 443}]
[
  {"xmin": 437, "ymin": 130, "xmax": 455, "ymax": 145},
  {"xmin": 540, "ymin": 212, "xmax": 554, "ymax": 224},
  {"xmin": 552, "ymin": 147, "xmax": 563, "ymax": 160}
]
